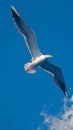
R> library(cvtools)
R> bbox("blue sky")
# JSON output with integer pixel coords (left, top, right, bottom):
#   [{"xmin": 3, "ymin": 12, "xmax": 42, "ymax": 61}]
[{"xmin": 0, "ymin": 0, "xmax": 73, "ymax": 130}]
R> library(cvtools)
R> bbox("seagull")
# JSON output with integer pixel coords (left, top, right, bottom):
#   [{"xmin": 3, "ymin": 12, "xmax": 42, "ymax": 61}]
[{"xmin": 10, "ymin": 6, "xmax": 67, "ymax": 96}]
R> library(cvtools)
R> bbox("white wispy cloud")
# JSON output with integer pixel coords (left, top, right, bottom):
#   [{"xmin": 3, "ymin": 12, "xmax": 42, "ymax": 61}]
[
  {"xmin": 37, "ymin": 95, "xmax": 73, "ymax": 130},
  {"xmin": 71, "ymin": 95, "xmax": 73, "ymax": 102}
]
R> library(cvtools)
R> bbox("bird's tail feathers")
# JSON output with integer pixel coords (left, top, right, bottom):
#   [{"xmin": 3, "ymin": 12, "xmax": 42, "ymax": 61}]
[{"xmin": 24, "ymin": 62, "xmax": 36, "ymax": 74}]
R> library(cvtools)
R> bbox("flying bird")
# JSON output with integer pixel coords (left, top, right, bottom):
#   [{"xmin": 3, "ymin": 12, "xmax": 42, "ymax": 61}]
[{"xmin": 10, "ymin": 6, "xmax": 67, "ymax": 96}]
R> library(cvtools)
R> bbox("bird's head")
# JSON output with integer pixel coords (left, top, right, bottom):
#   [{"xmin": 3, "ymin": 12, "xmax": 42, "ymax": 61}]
[{"xmin": 45, "ymin": 54, "xmax": 53, "ymax": 59}]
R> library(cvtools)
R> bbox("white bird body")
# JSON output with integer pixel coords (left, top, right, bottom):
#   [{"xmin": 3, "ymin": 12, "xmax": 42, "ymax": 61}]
[
  {"xmin": 32, "ymin": 55, "xmax": 52, "ymax": 65},
  {"xmin": 11, "ymin": 6, "xmax": 68, "ymax": 96},
  {"xmin": 24, "ymin": 55, "xmax": 52, "ymax": 73}
]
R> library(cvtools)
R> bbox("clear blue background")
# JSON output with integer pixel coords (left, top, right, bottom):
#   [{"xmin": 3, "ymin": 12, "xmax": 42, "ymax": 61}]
[{"xmin": 0, "ymin": 0, "xmax": 73, "ymax": 129}]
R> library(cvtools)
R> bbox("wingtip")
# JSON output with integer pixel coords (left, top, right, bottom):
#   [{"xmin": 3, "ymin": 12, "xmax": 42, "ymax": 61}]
[
  {"xmin": 10, "ymin": 5, "xmax": 20, "ymax": 17},
  {"xmin": 10, "ymin": 5, "xmax": 15, "ymax": 11},
  {"xmin": 64, "ymin": 90, "xmax": 68, "ymax": 98}
]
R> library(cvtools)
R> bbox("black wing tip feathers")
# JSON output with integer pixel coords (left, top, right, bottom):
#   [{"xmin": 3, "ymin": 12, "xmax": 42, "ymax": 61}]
[
  {"xmin": 10, "ymin": 6, "xmax": 20, "ymax": 17},
  {"xmin": 64, "ymin": 88, "xmax": 68, "ymax": 97},
  {"xmin": 10, "ymin": 6, "xmax": 16, "ymax": 13},
  {"xmin": 61, "ymin": 83, "xmax": 68, "ymax": 97}
]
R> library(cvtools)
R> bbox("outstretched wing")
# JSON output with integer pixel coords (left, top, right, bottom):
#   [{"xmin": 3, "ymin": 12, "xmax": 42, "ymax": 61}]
[
  {"xmin": 40, "ymin": 60, "xmax": 67, "ymax": 96},
  {"xmin": 11, "ymin": 6, "xmax": 42, "ymax": 58}
]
